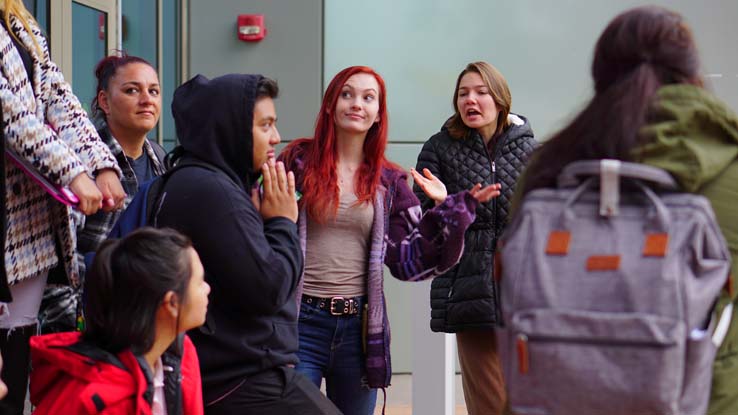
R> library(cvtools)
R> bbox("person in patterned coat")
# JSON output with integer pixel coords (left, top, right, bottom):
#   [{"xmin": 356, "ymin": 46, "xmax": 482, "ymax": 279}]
[
  {"xmin": 414, "ymin": 61, "xmax": 536, "ymax": 415},
  {"xmin": 0, "ymin": 1, "xmax": 124, "ymax": 412},
  {"xmin": 39, "ymin": 53, "xmax": 168, "ymax": 335}
]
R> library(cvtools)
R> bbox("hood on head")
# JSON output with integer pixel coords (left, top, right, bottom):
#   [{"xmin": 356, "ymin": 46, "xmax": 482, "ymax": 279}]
[
  {"xmin": 638, "ymin": 84, "xmax": 738, "ymax": 192},
  {"xmin": 172, "ymin": 73, "xmax": 265, "ymax": 189}
]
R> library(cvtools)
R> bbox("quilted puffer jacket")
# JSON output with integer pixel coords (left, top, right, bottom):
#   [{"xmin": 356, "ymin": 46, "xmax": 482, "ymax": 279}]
[{"xmin": 414, "ymin": 114, "xmax": 536, "ymax": 332}]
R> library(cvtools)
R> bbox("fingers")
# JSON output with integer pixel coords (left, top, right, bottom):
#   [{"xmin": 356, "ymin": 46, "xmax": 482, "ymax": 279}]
[
  {"xmin": 479, "ymin": 187, "xmax": 501, "ymax": 200},
  {"xmin": 468, "ymin": 183, "xmax": 482, "ymax": 197},
  {"xmin": 471, "ymin": 183, "xmax": 502, "ymax": 203},
  {"xmin": 263, "ymin": 159, "xmax": 289, "ymax": 196},
  {"xmin": 410, "ymin": 168, "xmax": 428, "ymax": 188},
  {"xmin": 95, "ymin": 170, "xmax": 126, "ymax": 212},
  {"xmin": 261, "ymin": 160, "xmax": 274, "ymax": 196},
  {"xmin": 78, "ymin": 195, "xmax": 101, "ymax": 215},
  {"xmin": 70, "ymin": 173, "xmax": 103, "ymax": 215},
  {"xmin": 268, "ymin": 159, "xmax": 278, "ymax": 194},
  {"xmin": 100, "ymin": 194, "xmax": 116, "ymax": 212},
  {"xmin": 422, "ymin": 168, "xmax": 436, "ymax": 180},
  {"xmin": 287, "ymin": 171, "xmax": 296, "ymax": 201},
  {"xmin": 275, "ymin": 161, "xmax": 288, "ymax": 193}
]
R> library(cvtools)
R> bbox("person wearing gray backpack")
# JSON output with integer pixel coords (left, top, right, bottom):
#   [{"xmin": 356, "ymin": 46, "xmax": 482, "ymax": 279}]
[{"xmin": 509, "ymin": 5, "xmax": 736, "ymax": 415}]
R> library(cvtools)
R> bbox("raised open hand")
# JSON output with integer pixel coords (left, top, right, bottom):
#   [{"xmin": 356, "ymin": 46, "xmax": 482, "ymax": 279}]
[
  {"xmin": 258, "ymin": 158, "xmax": 298, "ymax": 223},
  {"xmin": 411, "ymin": 167, "xmax": 448, "ymax": 206},
  {"xmin": 469, "ymin": 182, "xmax": 502, "ymax": 203}
]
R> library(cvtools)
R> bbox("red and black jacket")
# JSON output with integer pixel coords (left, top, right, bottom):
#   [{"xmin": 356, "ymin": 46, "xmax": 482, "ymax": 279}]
[{"xmin": 30, "ymin": 331, "xmax": 203, "ymax": 415}]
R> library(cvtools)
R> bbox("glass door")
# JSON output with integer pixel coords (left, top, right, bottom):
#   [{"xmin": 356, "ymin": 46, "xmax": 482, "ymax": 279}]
[{"xmin": 50, "ymin": 0, "xmax": 118, "ymax": 117}]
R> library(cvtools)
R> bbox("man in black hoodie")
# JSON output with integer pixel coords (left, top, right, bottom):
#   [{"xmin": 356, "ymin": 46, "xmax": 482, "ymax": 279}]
[{"xmin": 159, "ymin": 74, "xmax": 340, "ymax": 414}]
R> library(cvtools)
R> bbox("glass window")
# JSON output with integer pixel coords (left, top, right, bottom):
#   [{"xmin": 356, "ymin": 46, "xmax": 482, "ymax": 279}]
[
  {"xmin": 71, "ymin": 3, "xmax": 107, "ymax": 116},
  {"xmin": 121, "ymin": 0, "xmax": 157, "ymax": 65},
  {"xmin": 162, "ymin": 0, "xmax": 181, "ymax": 150},
  {"xmin": 23, "ymin": 0, "xmax": 49, "ymax": 36},
  {"xmin": 121, "ymin": 0, "xmax": 182, "ymax": 150}
]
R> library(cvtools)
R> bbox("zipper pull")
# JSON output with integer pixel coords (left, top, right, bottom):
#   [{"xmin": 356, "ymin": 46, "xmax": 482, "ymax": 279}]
[
  {"xmin": 447, "ymin": 286, "xmax": 454, "ymax": 299},
  {"xmin": 517, "ymin": 333, "xmax": 529, "ymax": 374}
]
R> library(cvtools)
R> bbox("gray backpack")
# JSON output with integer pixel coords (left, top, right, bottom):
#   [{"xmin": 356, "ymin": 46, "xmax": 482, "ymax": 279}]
[{"xmin": 497, "ymin": 160, "xmax": 731, "ymax": 415}]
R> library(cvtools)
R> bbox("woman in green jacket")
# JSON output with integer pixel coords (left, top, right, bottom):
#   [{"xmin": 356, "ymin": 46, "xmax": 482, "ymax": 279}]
[{"xmin": 518, "ymin": 6, "xmax": 738, "ymax": 414}]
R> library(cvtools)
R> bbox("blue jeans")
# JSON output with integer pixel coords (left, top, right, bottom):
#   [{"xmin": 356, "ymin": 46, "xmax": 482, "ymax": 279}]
[{"xmin": 296, "ymin": 297, "xmax": 377, "ymax": 415}]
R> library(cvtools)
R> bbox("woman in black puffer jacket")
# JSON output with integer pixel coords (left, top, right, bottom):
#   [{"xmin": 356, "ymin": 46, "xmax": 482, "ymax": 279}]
[{"xmin": 413, "ymin": 61, "xmax": 536, "ymax": 415}]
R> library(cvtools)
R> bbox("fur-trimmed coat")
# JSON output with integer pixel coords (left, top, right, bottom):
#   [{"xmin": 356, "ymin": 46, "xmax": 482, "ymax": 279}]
[{"xmin": 0, "ymin": 14, "xmax": 119, "ymax": 288}]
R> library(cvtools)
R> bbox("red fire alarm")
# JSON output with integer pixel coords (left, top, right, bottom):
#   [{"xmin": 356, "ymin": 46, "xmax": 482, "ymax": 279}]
[
  {"xmin": 98, "ymin": 13, "xmax": 105, "ymax": 40},
  {"xmin": 238, "ymin": 14, "xmax": 266, "ymax": 42}
]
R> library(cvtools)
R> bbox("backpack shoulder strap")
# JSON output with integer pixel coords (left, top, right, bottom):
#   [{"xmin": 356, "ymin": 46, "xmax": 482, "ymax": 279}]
[{"xmin": 147, "ymin": 160, "xmax": 220, "ymax": 225}]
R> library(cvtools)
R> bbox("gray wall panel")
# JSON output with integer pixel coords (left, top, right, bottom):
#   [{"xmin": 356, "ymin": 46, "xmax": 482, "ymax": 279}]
[{"xmin": 189, "ymin": 0, "xmax": 323, "ymax": 142}]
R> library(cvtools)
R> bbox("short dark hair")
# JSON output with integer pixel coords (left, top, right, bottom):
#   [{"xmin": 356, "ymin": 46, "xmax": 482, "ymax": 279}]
[
  {"xmin": 83, "ymin": 227, "xmax": 193, "ymax": 355},
  {"xmin": 256, "ymin": 76, "xmax": 279, "ymax": 100},
  {"xmin": 91, "ymin": 51, "xmax": 156, "ymax": 121}
]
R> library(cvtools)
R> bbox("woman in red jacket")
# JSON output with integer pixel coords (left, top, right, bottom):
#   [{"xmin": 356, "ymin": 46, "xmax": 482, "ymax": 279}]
[{"xmin": 29, "ymin": 227, "xmax": 210, "ymax": 415}]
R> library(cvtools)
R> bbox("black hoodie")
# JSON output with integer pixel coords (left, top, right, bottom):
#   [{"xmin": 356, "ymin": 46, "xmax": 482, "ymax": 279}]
[{"xmin": 157, "ymin": 74, "xmax": 302, "ymax": 403}]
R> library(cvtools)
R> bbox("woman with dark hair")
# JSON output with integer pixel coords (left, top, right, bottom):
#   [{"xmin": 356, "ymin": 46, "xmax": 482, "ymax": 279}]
[
  {"xmin": 519, "ymin": 6, "xmax": 738, "ymax": 414},
  {"xmin": 280, "ymin": 65, "xmax": 498, "ymax": 414},
  {"xmin": 0, "ymin": 1, "xmax": 125, "ymax": 412},
  {"xmin": 414, "ymin": 61, "xmax": 536, "ymax": 414},
  {"xmin": 82, "ymin": 52, "xmax": 167, "ymax": 255},
  {"xmin": 41, "ymin": 51, "xmax": 167, "ymax": 334},
  {"xmin": 29, "ymin": 227, "xmax": 210, "ymax": 414}
]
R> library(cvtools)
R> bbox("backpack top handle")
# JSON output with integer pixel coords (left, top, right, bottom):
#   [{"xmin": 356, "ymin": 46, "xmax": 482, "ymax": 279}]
[
  {"xmin": 555, "ymin": 160, "xmax": 672, "ymax": 231},
  {"xmin": 557, "ymin": 159, "xmax": 678, "ymax": 190}
]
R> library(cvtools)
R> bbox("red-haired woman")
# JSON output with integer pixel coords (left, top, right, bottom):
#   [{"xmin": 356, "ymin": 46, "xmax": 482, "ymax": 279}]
[{"xmin": 280, "ymin": 66, "xmax": 498, "ymax": 414}]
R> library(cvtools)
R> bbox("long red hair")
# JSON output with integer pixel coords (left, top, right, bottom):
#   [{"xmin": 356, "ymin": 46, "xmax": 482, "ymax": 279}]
[{"xmin": 283, "ymin": 66, "xmax": 392, "ymax": 223}]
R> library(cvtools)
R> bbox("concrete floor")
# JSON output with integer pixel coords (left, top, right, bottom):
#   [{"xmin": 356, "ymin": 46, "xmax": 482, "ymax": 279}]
[{"xmin": 370, "ymin": 373, "xmax": 468, "ymax": 415}]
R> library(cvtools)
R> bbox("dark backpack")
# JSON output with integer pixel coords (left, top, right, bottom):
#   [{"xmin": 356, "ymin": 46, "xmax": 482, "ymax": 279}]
[{"xmin": 107, "ymin": 160, "xmax": 217, "ymax": 238}]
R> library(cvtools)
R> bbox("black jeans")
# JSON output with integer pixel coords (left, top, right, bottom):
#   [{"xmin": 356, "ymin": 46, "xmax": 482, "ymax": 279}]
[
  {"xmin": 205, "ymin": 366, "xmax": 342, "ymax": 415},
  {"xmin": 0, "ymin": 324, "xmax": 36, "ymax": 415}
]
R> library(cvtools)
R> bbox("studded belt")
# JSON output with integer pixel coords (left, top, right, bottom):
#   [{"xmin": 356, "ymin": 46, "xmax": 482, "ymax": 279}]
[{"xmin": 301, "ymin": 294, "xmax": 364, "ymax": 316}]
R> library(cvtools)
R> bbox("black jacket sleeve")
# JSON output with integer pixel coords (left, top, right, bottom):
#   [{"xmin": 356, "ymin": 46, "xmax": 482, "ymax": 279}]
[{"xmin": 159, "ymin": 169, "xmax": 302, "ymax": 316}]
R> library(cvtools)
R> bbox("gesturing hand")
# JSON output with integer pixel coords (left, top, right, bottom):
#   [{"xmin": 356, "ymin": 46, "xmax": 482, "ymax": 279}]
[
  {"xmin": 469, "ymin": 183, "xmax": 502, "ymax": 203},
  {"xmin": 411, "ymin": 168, "xmax": 448, "ymax": 206},
  {"xmin": 258, "ymin": 158, "xmax": 298, "ymax": 223}
]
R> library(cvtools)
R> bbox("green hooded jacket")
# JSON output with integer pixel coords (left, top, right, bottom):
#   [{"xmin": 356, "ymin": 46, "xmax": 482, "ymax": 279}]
[{"xmin": 639, "ymin": 84, "xmax": 738, "ymax": 415}]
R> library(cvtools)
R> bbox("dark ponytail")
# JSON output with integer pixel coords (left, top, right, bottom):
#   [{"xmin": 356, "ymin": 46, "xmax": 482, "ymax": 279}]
[
  {"xmin": 83, "ymin": 227, "xmax": 193, "ymax": 355},
  {"xmin": 522, "ymin": 6, "xmax": 702, "ymax": 194}
]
